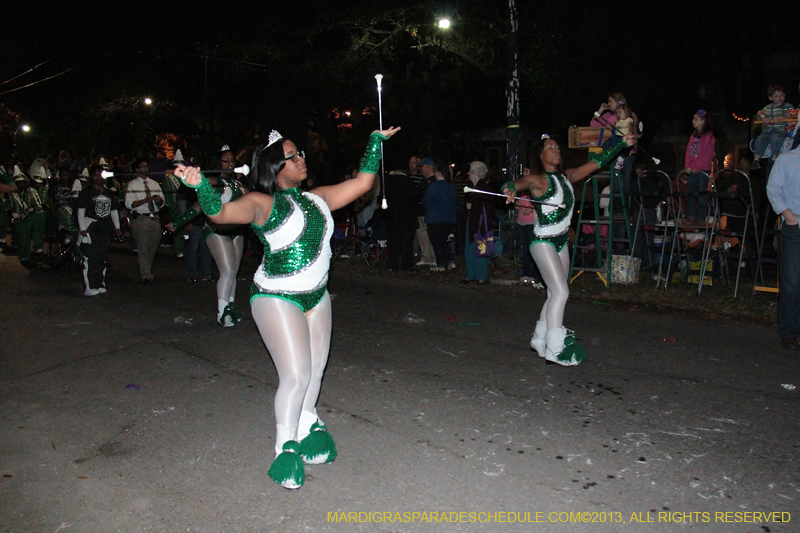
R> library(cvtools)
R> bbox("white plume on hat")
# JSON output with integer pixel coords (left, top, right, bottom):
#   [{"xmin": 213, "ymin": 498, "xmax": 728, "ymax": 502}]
[
  {"xmin": 80, "ymin": 167, "xmax": 90, "ymax": 178},
  {"xmin": 12, "ymin": 165, "xmax": 25, "ymax": 178},
  {"xmin": 99, "ymin": 157, "xmax": 109, "ymax": 169},
  {"xmin": 29, "ymin": 157, "xmax": 49, "ymax": 182},
  {"xmin": 173, "ymin": 149, "xmax": 185, "ymax": 166},
  {"xmin": 220, "ymin": 144, "xmax": 230, "ymax": 152}
]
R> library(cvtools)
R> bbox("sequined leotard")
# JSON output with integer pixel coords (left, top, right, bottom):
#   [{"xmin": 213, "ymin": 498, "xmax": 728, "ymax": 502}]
[
  {"xmin": 530, "ymin": 172, "xmax": 574, "ymax": 252},
  {"xmin": 250, "ymin": 187, "xmax": 334, "ymax": 312}
]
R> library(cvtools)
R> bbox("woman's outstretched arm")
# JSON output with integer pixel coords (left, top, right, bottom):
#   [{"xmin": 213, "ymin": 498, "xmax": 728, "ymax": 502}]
[
  {"xmin": 176, "ymin": 165, "xmax": 272, "ymax": 225},
  {"xmin": 313, "ymin": 127, "xmax": 400, "ymax": 211}
]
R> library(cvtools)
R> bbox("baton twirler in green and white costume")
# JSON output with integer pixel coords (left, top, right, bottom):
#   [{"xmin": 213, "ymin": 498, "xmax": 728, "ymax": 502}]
[
  {"xmin": 185, "ymin": 128, "xmax": 393, "ymax": 489},
  {"xmin": 504, "ymin": 135, "xmax": 629, "ymax": 366},
  {"xmin": 171, "ymin": 146, "xmax": 247, "ymax": 327}
]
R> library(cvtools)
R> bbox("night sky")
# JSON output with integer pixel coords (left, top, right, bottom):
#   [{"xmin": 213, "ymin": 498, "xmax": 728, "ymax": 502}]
[{"xmin": 0, "ymin": 0, "xmax": 795, "ymax": 175}]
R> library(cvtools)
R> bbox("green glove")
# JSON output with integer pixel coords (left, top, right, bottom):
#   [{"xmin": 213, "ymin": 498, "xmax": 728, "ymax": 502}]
[
  {"xmin": 186, "ymin": 175, "xmax": 222, "ymax": 217},
  {"xmin": 359, "ymin": 132, "xmax": 390, "ymax": 174},
  {"xmin": 590, "ymin": 138, "xmax": 629, "ymax": 169}
]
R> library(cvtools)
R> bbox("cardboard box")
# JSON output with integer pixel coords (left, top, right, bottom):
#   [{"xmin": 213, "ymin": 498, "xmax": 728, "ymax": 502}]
[{"xmin": 568, "ymin": 126, "xmax": 613, "ymax": 148}]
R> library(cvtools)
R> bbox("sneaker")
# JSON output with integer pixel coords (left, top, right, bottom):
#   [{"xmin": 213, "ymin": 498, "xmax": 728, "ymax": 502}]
[
  {"xmin": 188, "ymin": 277, "xmax": 198, "ymax": 283},
  {"xmin": 175, "ymin": 253, "xmax": 184, "ymax": 258},
  {"xmin": 202, "ymin": 276, "xmax": 215, "ymax": 282},
  {"xmin": 85, "ymin": 288, "xmax": 101, "ymax": 296},
  {"xmin": 97, "ymin": 287, "xmax": 107, "ymax": 294},
  {"xmin": 416, "ymin": 258, "xmax": 428, "ymax": 266},
  {"xmin": 430, "ymin": 266, "xmax": 445, "ymax": 272},
  {"xmin": 751, "ymin": 159, "xmax": 761, "ymax": 170},
  {"xmin": 446, "ymin": 261, "xmax": 457, "ymax": 270}
]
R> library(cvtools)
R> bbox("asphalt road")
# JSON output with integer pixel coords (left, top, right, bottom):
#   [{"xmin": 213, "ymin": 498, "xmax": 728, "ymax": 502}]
[{"xmin": 1, "ymin": 248, "xmax": 798, "ymax": 532}]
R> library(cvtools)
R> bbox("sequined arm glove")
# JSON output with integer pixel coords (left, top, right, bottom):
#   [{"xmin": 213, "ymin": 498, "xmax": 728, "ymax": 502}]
[
  {"xmin": 359, "ymin": 132, "xmax": 391, "ymax": 174},
  {"xmin": 590, "ymin": 138, "xmax": 629, "ymax": 169},
  {"xmin": 502, "ymin": 181, "xmax": 516, "ymax": 194},
  {"xmin": 184, "ymin": 174, "xmax": 222, "ymax": 216},
  {"xmin": 171, "ymin": 207, "xmax": 200, "ymax": 230}
]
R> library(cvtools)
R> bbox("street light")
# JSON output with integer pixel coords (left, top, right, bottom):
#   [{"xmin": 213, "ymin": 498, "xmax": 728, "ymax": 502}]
[
  {"xmin": 143, "ymin": 97, "xmax": 153, "ymax": 105},
  {"xmin": 14, "ymin": 125, "xmax": 30, "ymax": 147},
  {"xmin": 437, "ymin": 18, "xmax": 451, "ymax": 29}
]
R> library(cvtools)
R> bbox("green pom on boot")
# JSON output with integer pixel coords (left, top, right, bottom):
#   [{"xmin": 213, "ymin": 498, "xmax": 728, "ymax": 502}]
[
  {"xmin": 557, "ymin": 329, "xmax": 587, "ymax": 366},
  {"xmin": 218, "ymin": 303, "xmax": 241, "ymax": 327},
  {"xmin": 545, "ymin": 327, "xmax": 587, "ymax": 367},
  {"xmin": 268, "ymin": 441, "xmax": 305, "ymax": 489},
  {"xmin": 299, "ymin": 421, "xmax": 338, "ymax": 465}
]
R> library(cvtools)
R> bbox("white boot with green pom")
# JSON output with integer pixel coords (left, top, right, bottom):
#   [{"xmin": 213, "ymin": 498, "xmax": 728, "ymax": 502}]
[
  {"xmin": 530, "ymin": 320, "xmax": 547, "ymax": 358},
  {"xmin": 544, "ymin": 326, "xmax": 587, "ymax": 367},
  {"xmin": 269, "ymin": 424, "xmax": 304, "ymax": 489}
]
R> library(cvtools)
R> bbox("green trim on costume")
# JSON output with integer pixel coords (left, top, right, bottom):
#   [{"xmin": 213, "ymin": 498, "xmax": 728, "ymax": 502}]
[
  {"xmin": 530, "ymin": 233, "xmax": 569, "ymax": 253},
  {"xmin": 358, "ymin": 132, "xmax": 389, "ymax": 174},
  {"xmin": 249, "ymin": 286, "xmax": 327, "ymax": 313},
  {"xmin": 503, "ymin": 181, "xmax": 515, "ymax": 194},
  {"xmin": 590, "ymin": 138, "xmax": 628, "ymax": 169}
]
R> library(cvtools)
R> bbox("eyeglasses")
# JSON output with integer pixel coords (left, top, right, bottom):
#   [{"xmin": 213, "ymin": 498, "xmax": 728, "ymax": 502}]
[{"xmin": 284, "ymin": 150, "xmax": 305, "ymax": 163}]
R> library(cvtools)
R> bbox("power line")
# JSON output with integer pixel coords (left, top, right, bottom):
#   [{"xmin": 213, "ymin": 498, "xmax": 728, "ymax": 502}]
[
  {"xmin": 0, "ymin": 65, "xmax": 82, "ymax": 96},
  {"xmin": 0, "ymin": 54, "xmax": 62, "ymax": 87}
]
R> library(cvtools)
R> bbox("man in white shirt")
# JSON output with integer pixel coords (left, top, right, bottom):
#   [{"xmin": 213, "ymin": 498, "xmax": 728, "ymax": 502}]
[
  {"xmin": 124, "ymin": 158, "xmax": 164, "ymax": 284},
  {"xmin": 767, "ymin": 146, "xmax": 800, "ymax": 350}
]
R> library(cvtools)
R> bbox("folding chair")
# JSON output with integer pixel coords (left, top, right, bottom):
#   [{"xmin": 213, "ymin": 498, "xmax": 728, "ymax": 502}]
[
  {"xmin": 661, "ymin": 171, "xmax": 715, "ymax": 289},
  {"xmin": 698, "ymin": 169, "xmax": 760, "ymax": 297},
  {"xmin": 332, "ymin": 215, "xmax": 362, "ymax": 261},
  {"xmin": 631, "ymin": 170, "xmax": 676, "ymax": 286}
]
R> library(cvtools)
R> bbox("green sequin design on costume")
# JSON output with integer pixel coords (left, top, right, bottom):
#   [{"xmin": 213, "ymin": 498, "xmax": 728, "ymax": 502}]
[
  {"xmin": 189, "ymin": 175, "xmax": 222, "ymax": 216},
  {"xmin": 358, "ymin": 132, "xmax": 389, "ymax": 174},
  {"xmin": 590, "ymin": 138, "xmax": 628, "ymax": 169},
  {"xmin": 171, "ymin": 207, "xmax": 199, "ymax": 230},
  {"xmin": 530, "ymin": 233, "xmax": 570, "ymax": 253},
  {"xmin": 0, "ymin": 170, "xmax": 13, "ymax": 186},
  {"xmin": 531, "ymin": 172, "xmax": 573, "ymax": 227},
  {"xmin": 250, "ymin": 187, "xmax": 330, "ymax": 313}
]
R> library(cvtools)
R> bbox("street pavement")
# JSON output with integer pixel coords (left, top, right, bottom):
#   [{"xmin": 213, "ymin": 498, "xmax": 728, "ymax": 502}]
[{"xmin": 1, "ymin": 247, "xmax": 798, "ymax": 532}]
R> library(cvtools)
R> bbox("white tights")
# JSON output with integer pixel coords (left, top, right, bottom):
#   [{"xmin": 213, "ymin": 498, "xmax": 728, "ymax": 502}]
[
  {"xmin": 251, "ymin": 293, "xmax": 332, "ymax": 454},
  {"xmin": 206, "ymin": 233, "xmax": 244, "ymax": 304},
  {"xmin": 530, "ymin": 242, "xmax": 570, "ymax": 330}
]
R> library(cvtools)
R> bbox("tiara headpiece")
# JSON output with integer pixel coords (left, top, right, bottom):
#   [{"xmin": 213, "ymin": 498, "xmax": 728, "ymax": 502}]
[
  {"xmin": 267, "ymin": 130, "xmax": 283, "ymax": 148},
  {"xmin": 696, "ymin": 109, "xmax": 707, "ymax": 118},
  {"xmin": 220, "ymin": 144, "xmax": 230, "ymax": 152},
  {"xmin": 541, "ymin": 134, "xmax": 551, "ymax": 140}
]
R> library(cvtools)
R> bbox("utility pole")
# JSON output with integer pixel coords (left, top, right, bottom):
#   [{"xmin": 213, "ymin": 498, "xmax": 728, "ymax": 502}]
[
  {"xmin": 506, "ymin": 0, "xmax": 520, "ymax": 182},
  {"xmin": 202, "ymin": 43, "xmax": 212, "ymax": 164}
]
